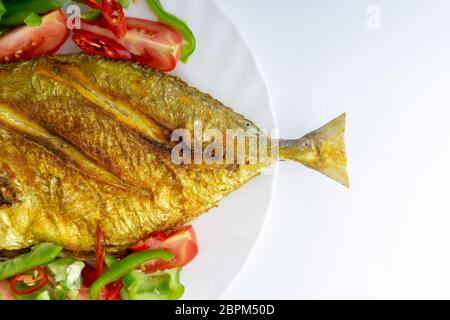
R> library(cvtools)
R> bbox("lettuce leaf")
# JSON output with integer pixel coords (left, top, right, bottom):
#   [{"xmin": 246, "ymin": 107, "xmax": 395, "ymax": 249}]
[{"xmin": 47, "ymin": 257, "xmax": 85, "ymax": 300}]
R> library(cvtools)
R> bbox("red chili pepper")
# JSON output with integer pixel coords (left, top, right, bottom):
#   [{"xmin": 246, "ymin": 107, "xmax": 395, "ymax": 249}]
[
  {"xmin": 95, "ymin": 223, "xmax": 106, "ymax": 279},
  {"xmin": 100, "ymin": 0, "xmax": 127, "ymax": 38},
  {"xmin": 72, "ymin": 30, "xmax": 131, "ymax": 60},
  {"xmin": 83, "ymin": 0, "xmax": 127, "ymax": 38},
  {"xmin": 82, "ymin": 223, "xmax": 121, "ymax": 299},
  {"xmin": 10, "ymin": 267, "xmax": 48, "ymax": 295}
]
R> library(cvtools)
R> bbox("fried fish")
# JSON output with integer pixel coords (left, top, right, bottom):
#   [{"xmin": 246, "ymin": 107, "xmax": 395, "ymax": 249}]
[{"xmin": 0, "ymin": 53, "xmax": 348, "ymax": 257}]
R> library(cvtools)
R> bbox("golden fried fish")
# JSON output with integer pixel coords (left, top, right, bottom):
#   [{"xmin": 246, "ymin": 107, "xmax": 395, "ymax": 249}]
[{"xmin": 0, "ymin": 53, "xmax": 348, "ymax": 257}]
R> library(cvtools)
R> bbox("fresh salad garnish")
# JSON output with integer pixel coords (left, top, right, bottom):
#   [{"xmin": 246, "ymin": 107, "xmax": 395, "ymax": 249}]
[
  {"xmin": 131, "ymin": 225, "xmax": 198, "ymax": 273},
  {"xmin": 76, "ymin": 17, "xmax": 183, "ymax": 71},
  {"xmin": 0, "ymin": 0, "xmax": 199, "ymax": 301},
  {"xmin": 0, "ymin": 225, "xmax": 198, "ymax": 300},
  {"xmin": 88, "ymin": 249, "xmax": 174, "ymax": 300},
  {"xmin": 0, "ymin": 0, "xmax": 196, "ymax": 71}
]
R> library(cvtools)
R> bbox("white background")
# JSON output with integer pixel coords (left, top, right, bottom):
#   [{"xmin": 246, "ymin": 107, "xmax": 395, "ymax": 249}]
[{"xmin": 215, "ymin": 0, "xmax": 450, "ymax": 299}]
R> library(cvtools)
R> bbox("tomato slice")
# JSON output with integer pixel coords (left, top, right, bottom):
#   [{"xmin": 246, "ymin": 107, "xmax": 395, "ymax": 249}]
[
  {"xmin": 0, "ymin": 10, "xmax": 69, "ymax": 63},
  {"xmin": 81, "ymin": 264, "xmax": 97, "ymax": 288},
  {"xmin": 0, "ymin": 280, "xmax": 16, "ymax": 300},
  {"xmin": 73, "ymin": 30, "xmax": 131, "ymax": 61},
  {"xmin": 131, "ymin": 225, "xmax": 198, "ymax": 273},
  {"xmin": 103, "ymin": 280, "xmax": 123, "ymax": 300},
  {"xmin": 77, "ymin": 286, "xmax": 91, "ymax": 300},
  {"xmin": 79, "ymin": 17, "xmax": 183, "ymax": 71},
  {"xmin": 124, "ymin": 17, "xmax": 182, "ymax": 71}
]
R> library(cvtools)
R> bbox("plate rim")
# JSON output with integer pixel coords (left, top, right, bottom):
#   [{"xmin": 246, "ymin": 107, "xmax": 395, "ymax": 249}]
[{"xmin": 209, "ymin": 0, "xmax": 279, "ymax": 299}]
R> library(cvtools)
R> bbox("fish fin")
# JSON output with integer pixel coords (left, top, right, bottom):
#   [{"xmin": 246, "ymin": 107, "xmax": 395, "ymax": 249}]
[{"xmin": 279, "ymin": 113, "xmax": 349, "ymax": 187}]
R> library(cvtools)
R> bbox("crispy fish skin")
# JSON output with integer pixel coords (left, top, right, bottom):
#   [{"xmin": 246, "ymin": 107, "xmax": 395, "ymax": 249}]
[
  {"xmin": 0, "ymin": 54, "xmax": 348, "ymax": 256},
  {"xmin": 0, "ymin": 54, "xmax": 268, "ymax": 254}
]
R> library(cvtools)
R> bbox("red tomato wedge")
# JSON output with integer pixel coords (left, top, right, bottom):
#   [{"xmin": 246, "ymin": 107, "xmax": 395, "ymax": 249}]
[
  {"xmin": 102, "ymin": 280, "xmax": 123, "ymax": 300},
  {"xmin": 81, "ymin": 264, "xmax": 97, "ymax": 288},
  {"xmin": 0, "ymin": 280, "xmax": 15, "ymax": 300},
  {"xmin": 131, "ymin": 225, "xmax": 198, "ymax": 273},
  {"xmin": 77, "ymin": 17, "xmax": 183, "ymax": 71},
  {"xmin": 0, "ymin": 10, "xmax": 69, "ymax": 63}
]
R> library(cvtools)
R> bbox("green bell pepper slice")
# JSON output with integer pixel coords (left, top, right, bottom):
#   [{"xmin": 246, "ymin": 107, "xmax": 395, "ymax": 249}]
[
  {"xmin": 35, "ymin": 290, "xmax": 51, "ymax": 300},
  {"xmin": 146, "ymin": 0, "xmax": 196, "ymax": 63},
  {"xmin": 89, "ymin": 249, "xmax": 173, "ymax": 300},
  {"xmin": 0, "ymin": 243, "xmax": 63, "ymax": 281},
  {"xmin": 121, "ymin": 268, "xmax": 185, "ymax": 300}
]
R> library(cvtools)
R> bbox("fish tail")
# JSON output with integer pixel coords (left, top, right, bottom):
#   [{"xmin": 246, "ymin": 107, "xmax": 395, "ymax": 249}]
[{"xmin": 278, "ymin": 113, "xmax": 349, "ymax": 187}]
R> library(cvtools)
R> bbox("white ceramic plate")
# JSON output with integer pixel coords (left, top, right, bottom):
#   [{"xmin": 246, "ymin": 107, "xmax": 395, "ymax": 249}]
[{"xmin": 60, "ymin": 0, "xmax": 277, "ymax": 299}]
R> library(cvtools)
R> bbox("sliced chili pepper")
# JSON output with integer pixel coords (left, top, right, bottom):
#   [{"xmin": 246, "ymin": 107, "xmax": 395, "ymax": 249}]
[
  {"xmin": 100, "ymin": 0, "xmax": 127, "ymax": 38},
  {"xmin": 73, "ymin": 30, "xmax": 131, "ymax": 60},
  {"xmin": 84, "ymin": 0, "xmax": 127, "ymax": 38},
  {"xmin": 95, "ymin": 222, "xmax": 106, "ymax": 279},
  {"xmin": 10, "ymin": 267, "xmax": 48, "ymax": 295}
]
